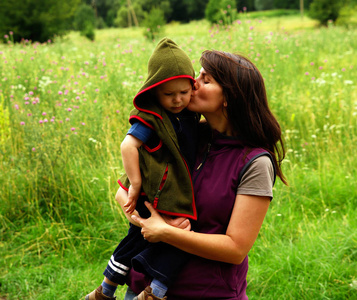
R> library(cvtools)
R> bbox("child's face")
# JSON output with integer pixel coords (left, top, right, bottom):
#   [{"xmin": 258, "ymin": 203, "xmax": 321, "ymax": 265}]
[{"xmin": 155, "ymin": 78, "xmax": 192, "ymax": 114}]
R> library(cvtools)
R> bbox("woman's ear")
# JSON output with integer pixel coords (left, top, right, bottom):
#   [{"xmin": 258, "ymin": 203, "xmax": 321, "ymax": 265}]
[{"xmin": 223, "ymin": 101, "xmax": 228, "ymax": 107}]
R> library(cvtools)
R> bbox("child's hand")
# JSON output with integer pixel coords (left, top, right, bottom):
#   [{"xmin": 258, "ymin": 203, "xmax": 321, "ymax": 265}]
[{"xmin": 124, "ymin": 185, "xmax": 140, "ymax": 214}]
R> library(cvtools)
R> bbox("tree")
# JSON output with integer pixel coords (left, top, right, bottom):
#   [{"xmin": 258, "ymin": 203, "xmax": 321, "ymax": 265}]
[{"xmin": 0, "ymin": 0, "xmax": 80, "ymax": 43}]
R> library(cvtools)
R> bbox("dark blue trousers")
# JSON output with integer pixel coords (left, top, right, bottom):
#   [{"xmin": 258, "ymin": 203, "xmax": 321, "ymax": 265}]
[{"xmin": 103, "ymin": 198, "xmax": 190, "ymax": 286}]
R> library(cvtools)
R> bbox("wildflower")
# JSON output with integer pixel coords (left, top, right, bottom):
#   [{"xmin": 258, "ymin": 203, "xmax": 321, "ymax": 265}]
[
  {"xmin": 71, "ymin": 127, "xmax": 76, "ymax": 131},
  {"xmin": 42, "ymin": 112, "xmax": 46, "ymax": 116},
  {"xmin": 44, "ymin": 119, "xmax": 48, "ymax": 123},
  {"xmin": 67, "ymin": 108, "xmax": 72, "ymax": 112},
  {"xmin": 310, "ymin": 62, "xmax": 314, "ymax": 66},
  {"xmin": 58, "ymin": 91, "xmax": 63, "ymax": 95},
  {"xmin": 39, "ymin": 120, "xmax": 43, "ymax": 124},
  {"xmin": 66, "ymin": 118, "xmax": 70, "ymax": 121},
  {"xmin": 81, "ymin": 122, "xmax": 85, "ymax": 126},
  {"xmin": 20, "ymin": 121, "xmax": 25, "ymax": 125},
  {"xmin": 32, "ymin": 148, "xmax": 36, "ymax": 151},
  {"xmin": 305, "ymin": 72, "xmax": 309, "ymax": 75}
]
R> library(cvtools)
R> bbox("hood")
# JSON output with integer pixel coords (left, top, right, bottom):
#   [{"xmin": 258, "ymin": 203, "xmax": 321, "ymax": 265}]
[{"xmin": 133, "ymin": 37, "xmax": 195, "ymax": 114}]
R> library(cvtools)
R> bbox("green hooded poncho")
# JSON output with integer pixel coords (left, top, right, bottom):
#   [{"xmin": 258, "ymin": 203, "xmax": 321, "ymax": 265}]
[{"xmin": 118, "ymin": 37, "xmax": 198, "ymax": 220}]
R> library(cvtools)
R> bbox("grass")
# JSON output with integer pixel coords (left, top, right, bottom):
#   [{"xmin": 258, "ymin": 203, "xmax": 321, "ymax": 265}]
[{"xmin": 1, "ymin": 12, "xmax": 357, "ymax": 299}]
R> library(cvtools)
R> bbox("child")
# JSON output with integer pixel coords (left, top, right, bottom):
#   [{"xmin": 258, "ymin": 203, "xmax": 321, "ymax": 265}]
[{"xmin": 85, "ymin": 38, "xmax": 199, "ymax": 300}]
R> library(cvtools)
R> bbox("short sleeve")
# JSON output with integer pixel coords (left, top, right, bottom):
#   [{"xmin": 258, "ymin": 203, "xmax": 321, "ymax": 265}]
[
  {"xmin": 127, "ymin": 121, "xmax": 153, "ymax": 143},
  {"xmin": 237, "ymin": 155, "xmax": 275, "ymax": 199}
]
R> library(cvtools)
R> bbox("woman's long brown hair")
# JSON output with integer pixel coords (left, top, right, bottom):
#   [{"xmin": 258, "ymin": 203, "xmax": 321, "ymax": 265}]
[{"xmin": 200, "ymin": 50, "xmax": 287, "ymax": 185}]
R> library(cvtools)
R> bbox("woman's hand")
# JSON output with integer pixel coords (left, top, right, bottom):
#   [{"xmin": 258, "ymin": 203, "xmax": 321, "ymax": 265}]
[{"xmin": 131, "ymin": 201, "xmax": 188, "ymax": 243}]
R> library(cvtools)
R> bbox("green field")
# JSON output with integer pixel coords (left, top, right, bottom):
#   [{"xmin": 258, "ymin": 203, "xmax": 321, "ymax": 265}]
[{"xmin": 1, "ymin": 13, "xmax": 356, "ymax": 299}]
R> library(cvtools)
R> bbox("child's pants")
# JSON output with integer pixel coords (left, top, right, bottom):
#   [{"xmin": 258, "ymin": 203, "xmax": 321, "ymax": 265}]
[{"xmin": 103, "ymin": 198, "xmax": 191, "ymax": 286}]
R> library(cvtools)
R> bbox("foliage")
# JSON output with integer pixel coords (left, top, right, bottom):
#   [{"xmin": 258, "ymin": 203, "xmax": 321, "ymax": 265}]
[
  {"xmin": 114, "ymin": 2, "xmax": 146, "ymax": 27},
  {"xmin": 205, "ymin": 0, "xmax": 237, "ymax": 25},
  {"xmin": 143, "ymin": 7, "xmax": 166, "ymax": 40},
  {"xmin": 73, "ymin": 4, "xmax": 96, "ymax": 40},
  {"xmin": 255, "ymin": 0, "xmax": 274, "ymax": 11},
  {"xmin": 137, "ymin": 0, "xmax": 172, "ymax": 20},
  {"xmin": 336, "ymin": 4, "xmax": 357, "ymax": 28},
  {"xmin": 0, "ymin": 0, "xmax": 80, "ymax": 43},
  {"xmin": 308, "ymin": 0, "xmax": 347, "ymax": 25},
  {"xmin": 272, "ymin": 0, "xmax": 314, "ymax": 10}
]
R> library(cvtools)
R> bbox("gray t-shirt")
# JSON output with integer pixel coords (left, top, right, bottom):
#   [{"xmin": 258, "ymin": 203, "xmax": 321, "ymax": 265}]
[{"xmin": 237, "ymin": 155, "xmax": 274, "ymax": 199}]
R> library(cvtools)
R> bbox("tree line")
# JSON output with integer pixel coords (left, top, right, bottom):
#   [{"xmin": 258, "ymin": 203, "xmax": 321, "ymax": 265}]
[{"xmin": 0, "ymin": 0, "xmax": 356, "ymax": 43}]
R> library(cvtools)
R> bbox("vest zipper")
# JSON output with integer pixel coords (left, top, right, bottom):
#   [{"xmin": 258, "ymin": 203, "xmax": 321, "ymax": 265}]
[
  {"xmin": 193, "ymin": 143, "xmax": 211, "ymax": 183},
  {"xmin": 153, "ymin": 164, "xmax": 169, "ymax": 209}
]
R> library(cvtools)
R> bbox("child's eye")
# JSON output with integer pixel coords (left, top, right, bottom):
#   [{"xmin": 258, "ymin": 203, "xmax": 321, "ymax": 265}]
[
  {"xmin": 181, "ymin": 91, "xmax": 188, "ymax": 94},
  {"xmin": 164, "ymin": 93, "xmax": 172, "ymax": 96}
]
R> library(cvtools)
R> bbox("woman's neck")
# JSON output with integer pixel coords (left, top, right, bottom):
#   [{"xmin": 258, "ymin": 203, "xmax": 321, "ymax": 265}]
[{"xmin": 205, "ymin": 114, "xmax": 233, "ymax": 136}]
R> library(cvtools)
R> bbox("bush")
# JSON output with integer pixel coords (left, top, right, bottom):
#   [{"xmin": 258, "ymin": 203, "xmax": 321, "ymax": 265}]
[
  {"xmin": 205, "ymin": 0, "xmax": 237, "ymax": 25},
  {"xmin": 74, "ymin": 4, "xmax": 96, "ymax": 31},
  {"xmin": 143, "ymin": 7, "xmax": 165, "ymax": 40},
  {"xmin": 0, "ymin": 0, "xmax": 80, "ymax": 43},
  {"xmin": 254, "ymin": 0, "xmax": 274, "ymax": 11},
  {"xmin": 308, "ymin": 0, "xmax": 347, "ymax": 25},
  {"xmin": 336, "ymin": 4, "xmax": 357, "ymax": 28}
]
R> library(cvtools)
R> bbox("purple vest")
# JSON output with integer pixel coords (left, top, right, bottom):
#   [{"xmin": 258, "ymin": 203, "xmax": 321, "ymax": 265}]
[{"xmin": 126, "ymin": 131, "xmax": 274, "ymax": 299}]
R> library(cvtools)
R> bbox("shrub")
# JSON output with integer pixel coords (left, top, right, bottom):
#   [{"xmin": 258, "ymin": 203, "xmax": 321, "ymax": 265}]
[
  {"xmin": 336, "ymin": 4, "xmax": 357, "ymax": 28},
  {"xmin": 143, "ymin": 7, "xmax": 165, "ymax": 41},
  {"xmin": 308, "ymin": 0, "xmax": 347, "ymax": 25},
  {"xmin": 0, "ymin": 0, "xmax": 80, "ymax": 43},
  {"xmin": 74, "ymin": 4, "xmax": 96, "ymax": 31},
  {"xmin": 205, "ymin": 0, "xmax": 237, "ymax": 25},
  {"xmin": 254, "ymin": 0, "xmax": 274, "ymax": 11}
]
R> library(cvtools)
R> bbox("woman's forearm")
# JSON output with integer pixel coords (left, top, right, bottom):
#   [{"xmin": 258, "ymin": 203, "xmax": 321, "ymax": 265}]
[{"xmin": 161, "ymin": 227, "xmax": 247, "ymax": 264}]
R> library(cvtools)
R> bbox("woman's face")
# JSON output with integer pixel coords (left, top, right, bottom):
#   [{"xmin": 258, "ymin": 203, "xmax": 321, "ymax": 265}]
[{"xmin": 188, "ymin": 68, "xmax": 225, "ymax": 115}]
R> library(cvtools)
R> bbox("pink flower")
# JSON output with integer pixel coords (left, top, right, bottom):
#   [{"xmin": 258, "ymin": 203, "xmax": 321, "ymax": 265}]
[
  {"xmin": 58, "ymin": 91, "xmax": 63, "ymax": 95},
  {"xmin": 32, "ymin": 148, "xmax": 36, "ymax": 152},
  {"xmin": 71, "ymin": 127, "xmax": 76, "ymax": 131},
  {"xmin": 310, "ymin": 62, "xmax": 314, "ymax": 66},
  {"xmin": 20, "ymin": 121, "xmax": 25, "ymax": 125},
  {"xmin": 305, "ymin": 72, "xmax": 309, "ymax": 75},
  {"xmin": 42, "ymin": 112, "xmax": 47, "ymax": 116},
  {"xmin": 81, "ymin": 122, "xmax": 85, "ymax": 126},
  {"xmin": 67, "ymin": 108, "xmax": 72, "ymax": 112}
]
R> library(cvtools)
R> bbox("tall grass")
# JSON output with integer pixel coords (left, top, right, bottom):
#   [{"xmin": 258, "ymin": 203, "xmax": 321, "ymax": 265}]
[{"xmin": 1, "ymin": 14, "xmax": 356, "ymax": 299}]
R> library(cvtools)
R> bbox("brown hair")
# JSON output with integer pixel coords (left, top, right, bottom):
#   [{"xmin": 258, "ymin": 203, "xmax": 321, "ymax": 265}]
[{"xmin": 200, "ymin": 50, "xmax": 287, "ymax": 185}]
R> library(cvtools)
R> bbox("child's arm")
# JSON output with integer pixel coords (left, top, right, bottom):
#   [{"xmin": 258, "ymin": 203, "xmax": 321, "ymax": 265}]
[{"xmin": 120, "ymin": 134, "xmax": 144, "ymax": 214}]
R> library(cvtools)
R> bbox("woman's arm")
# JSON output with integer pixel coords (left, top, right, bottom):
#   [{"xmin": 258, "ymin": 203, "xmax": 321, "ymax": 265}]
[{"xmin": 132, "ymin": 194, "xmax": 270, "ymax": 265}]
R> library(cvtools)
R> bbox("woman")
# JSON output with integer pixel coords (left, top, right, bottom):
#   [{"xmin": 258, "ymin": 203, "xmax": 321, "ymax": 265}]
[{"xmin": 117, "ymin": 50, "xmax": 287, "ymax": 300}]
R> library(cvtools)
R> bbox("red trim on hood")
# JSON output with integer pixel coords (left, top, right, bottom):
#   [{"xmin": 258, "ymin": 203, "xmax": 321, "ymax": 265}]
[
  {"xmin": 129, "ymin": 115, "xmax": 155, "ymax": 130},
  {"xmin": 133, "ymin": 75, "xmax": 196, "ymax": 119}
]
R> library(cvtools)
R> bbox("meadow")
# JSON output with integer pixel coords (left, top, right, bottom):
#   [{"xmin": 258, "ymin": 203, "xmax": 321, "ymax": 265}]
[{"xmin": 0, "ymin": 12, "xmax": 356, "ymax": 299}]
